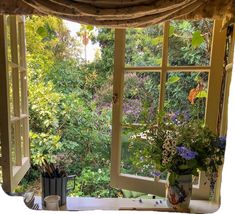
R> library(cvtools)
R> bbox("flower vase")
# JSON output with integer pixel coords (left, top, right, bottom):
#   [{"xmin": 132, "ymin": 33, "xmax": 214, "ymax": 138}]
[{"xmin": 166, "ymin": 174, "xmax": 192, "ymax": 210}]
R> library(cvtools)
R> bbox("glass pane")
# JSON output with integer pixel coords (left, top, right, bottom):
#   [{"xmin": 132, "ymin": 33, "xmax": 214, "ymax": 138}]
[
  {"xmin": 8, "ymin": 68, "xmax": 14, "ymax": 118},
  {"xmin": 20, "ymin": 120, "xmax": 25, "ymax": 158},
  {"xmin": 125, "ymin": 24, "xmax": 163, "ymax": 66},
  {"xmin": 164, "ymin": 72, "xmax": 208, "ymax": 120},
  {"xmin": 168, "ymin": 20, "xmax": 213, "ymax": 66},
  {"xmin": 122, "ymin": 72, "xmax": 160, "ymax": 124},
  {"xmin": 121, "ymin": 127, "xmax": 155, "ymax": 177},
  {"xmin": 11, "ymin": 123, "xmax": 16, "ymax": 166}
]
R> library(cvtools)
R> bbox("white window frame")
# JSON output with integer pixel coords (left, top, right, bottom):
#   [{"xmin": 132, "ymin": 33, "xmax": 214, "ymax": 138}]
[
  {"xmin": 111, "ymin": 20, "xmax": 227, "ymax": 199},
  {"xmin": 0, "ymin": 15, "xmax": 30, "ymax": 193}
]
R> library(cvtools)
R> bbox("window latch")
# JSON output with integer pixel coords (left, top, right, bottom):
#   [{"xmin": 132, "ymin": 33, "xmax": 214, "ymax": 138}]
[{"xmin": 112, "ymin": 93, "xmax": 118, "ymax": 104}]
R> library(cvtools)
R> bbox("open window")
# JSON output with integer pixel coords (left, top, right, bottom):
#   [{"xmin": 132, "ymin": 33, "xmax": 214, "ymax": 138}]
[
  {"xmin": 0, "ymin": 15, "xmax": 30, "ymax": 193},
  {"xmin": 111, "ymin": 20, "xmax": 227, "ymax": 199}
]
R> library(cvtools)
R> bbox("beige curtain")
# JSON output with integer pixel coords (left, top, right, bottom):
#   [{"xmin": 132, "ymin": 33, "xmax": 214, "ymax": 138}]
[{"xmin": 0, "ymin": 0, "xmax": 234, "ymax": 28}]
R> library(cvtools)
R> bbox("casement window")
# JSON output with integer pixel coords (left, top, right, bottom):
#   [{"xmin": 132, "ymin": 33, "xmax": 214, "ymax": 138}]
[
  {"xmin": 0, "ymin": 15, "xmax": 229, "ymax": 200},
  {"xmin": 0, "ymin": 15, "xmax": 30, "ymax": 193},
  {"xmin": 110, "ymin": 20, "xmax": 227, "ymax": 199}
]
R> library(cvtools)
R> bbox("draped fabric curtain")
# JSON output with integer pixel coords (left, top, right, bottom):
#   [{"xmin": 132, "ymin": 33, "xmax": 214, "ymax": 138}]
[{"xmin": 0, "ymin": 0, "xmax": 234, "ymax": 28}]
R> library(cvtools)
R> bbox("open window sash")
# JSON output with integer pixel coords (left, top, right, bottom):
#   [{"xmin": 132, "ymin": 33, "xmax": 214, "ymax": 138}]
[
  {"xmin": 0, "ymin": 15, "xmax": 30, "ymax": 193},
  {"xmin": 111, "ymin": 20, "xmax": 227, "ymax": 199}
]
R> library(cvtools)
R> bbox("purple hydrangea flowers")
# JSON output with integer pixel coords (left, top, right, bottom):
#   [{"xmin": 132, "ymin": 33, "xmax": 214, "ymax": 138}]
[
  {"xmin": 176, "ymin": 146, "xmax": 198, "ymax": 160},
  {"xmin": 219, "ymin": 136, "xmax": 226, "ymax": 149},
  {"xmin": 151, "ymin": 171, "xmax": 161, "ymax": 177}
]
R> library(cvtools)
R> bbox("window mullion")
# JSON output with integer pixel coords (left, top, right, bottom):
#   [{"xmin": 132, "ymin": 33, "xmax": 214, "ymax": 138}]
[
  {"xmin": 18, "ymin": 16, "xmax": 29, "ymax": 157},
  {"xmin": 159, "ymin": 22, "xmax": 169, "ymax": 112}
]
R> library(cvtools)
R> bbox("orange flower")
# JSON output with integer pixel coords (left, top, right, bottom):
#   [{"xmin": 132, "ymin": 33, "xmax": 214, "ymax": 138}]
[
  {"xmin": 188, "ymin": 83, "xmax": 204, "ymax": 104},
  {"xmin": 188, "ymin": 88, "xmax": 199, "ymax": 104}
]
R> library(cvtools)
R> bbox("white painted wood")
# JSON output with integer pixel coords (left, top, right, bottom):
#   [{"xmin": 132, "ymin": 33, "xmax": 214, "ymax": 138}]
[
  {"xmin": 110, "ymin": 29, "xmax": 126, "ymax": 185},
  {"xmin": 10, "ymin": 16, "xmax": 22, "ymax": 166},
  {"xmin": 215, "ymin": 25, "xmax": 235, "ymax": 204},
  {"xmin": 0, "ymin": 15, "xmax": 13, "ymax": 193},
  {"xmin": 12, "ymin": 157, "xmax": 30, "ymax": 188},
  {"xmin": 205, "ymin": 20, "xmax": 227, "ymax": 133},
  {"xmin": 34, "ymin": 196, "xmax": 219, "ymax": 212},
  {"xmin": 159, "ymin": 21, "xmax": 169, "ymax": 112},
  {"xmin": 0, "ymin": 15, "xmax": 30, "ymax": 192},
  {"xmin": 220, "ymin": 27, "xmax": 235, "ymax": 136},
  {"xmin": 111, "ymin": 20, "xmax": 226, "ymax": 200},
  {"xmin": 18, "ymin": 16, "xmax": 29, "ymax": 157}
]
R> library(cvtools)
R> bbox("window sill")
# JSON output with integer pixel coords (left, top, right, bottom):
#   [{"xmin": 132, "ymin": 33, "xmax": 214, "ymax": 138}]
[{"xmin": 34, "ymin": 196, "xmax": 219, "ymax": 213}]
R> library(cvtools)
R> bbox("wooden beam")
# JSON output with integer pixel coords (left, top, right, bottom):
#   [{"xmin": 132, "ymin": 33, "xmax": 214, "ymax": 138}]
[{"xmin": 0, "ymin": 15, "xmax": 13, "ymax": 193}]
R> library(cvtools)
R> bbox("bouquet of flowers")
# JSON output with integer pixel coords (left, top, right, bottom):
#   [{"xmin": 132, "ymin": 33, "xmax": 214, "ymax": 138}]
[{"xmin": 129, "ymin": 112, "xmax": 226, "ymax": 190}]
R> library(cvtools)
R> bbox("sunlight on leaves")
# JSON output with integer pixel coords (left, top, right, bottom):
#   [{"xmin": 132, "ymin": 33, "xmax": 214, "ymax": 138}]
[
  {"xmin": 191, "ymin": 31, "xmax": 204, "ymax": 48},
  {"xmin": 167, "ymin": 75, "xmax": 180, "ymax": 85}
]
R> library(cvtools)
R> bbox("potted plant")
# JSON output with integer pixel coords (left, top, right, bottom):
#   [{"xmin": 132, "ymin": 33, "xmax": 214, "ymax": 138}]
[{"xmin": 129, "ymin": 112, "xmax": 226, "ymax": 210}]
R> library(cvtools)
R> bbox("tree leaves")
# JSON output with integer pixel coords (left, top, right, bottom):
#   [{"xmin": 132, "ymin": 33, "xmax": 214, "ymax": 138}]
[
  {"xmin": 191, "ymin": 31, "xmax": 204, "ymax": 48},
  {"xmin": 169, "ymin": 25, "xmax": 175, "ymax": 37},
  {"xmin": 196, "ymin": 90, "xmax": 207, "ymax": 98},
  {"xmin": 167, "ymin": 75, "xmax": 180, "ymax": 85},
  {"xmin": 36, "ymin": 26, "xmax": 48, "ymax": 38},
  {"xmin": 151, "ymin": 36, "xmax": 163, "ymax": 46}
]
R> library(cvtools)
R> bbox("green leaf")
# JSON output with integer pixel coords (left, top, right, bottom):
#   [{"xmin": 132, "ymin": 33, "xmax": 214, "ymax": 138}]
[
  {"xmin": 191, "ymin": 31, "xmax": 204, "ymax": 48},
  {"xmin": 169, "ymin": 25, "xmax": 175, "ymax": 37},
  {"xmin": 86, "ymin": 25, "xmax": 94, "ymax": 31},
  {"xmin": 167, "ymin": 76, "xmax": 180, "ymax": 84},
  {"xmin": 151, "ymin": 36, "xmax": 163, "ymax": 45},
  {"xmin": 155, "ymin": 58, "xmax": 162, "ymax": 66},
  {"xmin": 36, "ymin": 26, "xmax": 48, "ymax": 38},
  {"xmin": 169, "ymin": 173, "xmax": 176, "ymax": 185},
  {"xmin": 192, "ymin": 169, "xmax": 199, "ymax": 176},
  {"xmin": 196, "ymin": 90, "xmax": 207, "ymax": 98},
  {"xmin": 178, "ymin": 164, "xmax": 189, "ymax": 170}
]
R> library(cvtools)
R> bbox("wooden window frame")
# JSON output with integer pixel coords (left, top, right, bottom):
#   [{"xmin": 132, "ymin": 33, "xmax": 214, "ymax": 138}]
[
  {"xmin": 0, "ymin": 15, "xmax": 30, "ymax": 193},
  {"xmin": 111, "ymin": 20, "xmax": 227, "ymax": 200}
]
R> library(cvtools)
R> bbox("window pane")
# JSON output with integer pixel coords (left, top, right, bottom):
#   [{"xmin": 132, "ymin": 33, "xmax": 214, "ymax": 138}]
[
  {"xmin": 122, "ymin": 72, "xmax": 160, "ymax": 124},
  {"xmin": 164, "ymin": 72, "xmax": 208, "ymax": 120},
  {"xmin": 8, "ymin": 68, "xmax": 14, "ymax": 118},
  {"xmin": 168, "ymin": 20, "xmax": 213, "ymax": 66},
  {"xmin": 125, "ymin": 25, "xmax": 163, "ymax": 66},
  {"xmin": 121, "ymin": 127, "xmax": 155, "ymax": 177},
  {"xmin": 11, "ymin": 123, "xmax": 16, "ymax": 166}
]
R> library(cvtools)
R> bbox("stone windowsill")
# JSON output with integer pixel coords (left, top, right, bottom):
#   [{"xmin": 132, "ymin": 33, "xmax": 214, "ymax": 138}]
[{"xmin": 34, "ymin": 196, "xmax": 219, "ymax": 213}]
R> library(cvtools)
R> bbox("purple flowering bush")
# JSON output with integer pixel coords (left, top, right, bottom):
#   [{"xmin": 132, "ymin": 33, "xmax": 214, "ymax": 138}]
[{"xmin": 129, "ymin": 112, "xmax": 226, "ymax": 186}]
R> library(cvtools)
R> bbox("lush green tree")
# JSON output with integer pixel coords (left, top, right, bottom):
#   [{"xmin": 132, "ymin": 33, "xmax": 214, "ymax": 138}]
[{"xmin": 19, "ymin": 16, "xmax": 117, "ymax": 197}]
